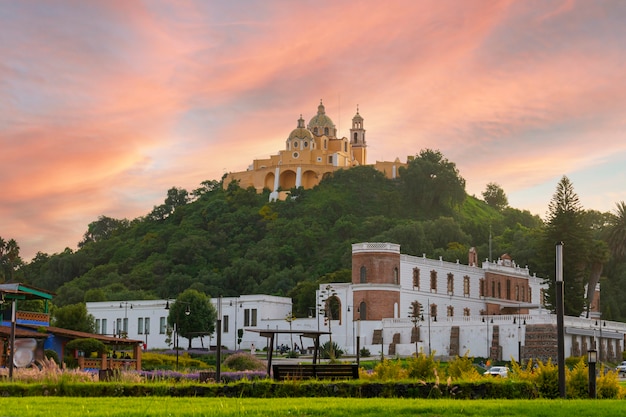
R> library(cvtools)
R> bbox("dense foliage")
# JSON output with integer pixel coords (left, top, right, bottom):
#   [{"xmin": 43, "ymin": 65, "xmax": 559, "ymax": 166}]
[{"xmin": 2, "ymin": 150, "xmax": 625, "ymax": 321}]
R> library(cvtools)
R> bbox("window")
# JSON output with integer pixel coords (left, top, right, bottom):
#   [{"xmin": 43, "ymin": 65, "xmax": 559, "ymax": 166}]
[
  {"xmin": 159, "ymin": 317, "xmax": 166, "ymax": 334},
  {"xmin": 463, "ymin": 308, "xmax": 470, "ymax": 317},
  {"xmin": 116, "ymin": 318, "xmax": 122, "ymax": 335},
  {"xmin": 360, "ymin": 265, "xmax": 367, "ymax": 283},
  {"xmin": 522, "ymin": 286, "xmax": 526, "ymax": 302},
  {"xmin": 463, "ymin": 276, "xmax": 470, "ymax": 296},
  {"xmin": 430, "ymin": 270, "xmax": 437, "ymax": 292},
  {"xmin": 447, "ymin": 273, "xmax": 454, "ymax": 294},
  {"xmin": 223, "ymin": 315, "xmax": 229, "ymax": 333},
  {"xmin": 359, "ymin": 301, "xmax": 366, "ymax": 320},
  {"xmin": 138, "ymin": 317, "xmax": 144, "ymax": 335},
  {"xmin": 506, "ymin": 280, "xmax": 511, "ymax": 300},
  {"xmin": 412, "ymin": 268, "xmax": 420, "ymax": 288},
  {"xmin": 430, "ymin": 304, "xmax": 437, "ymax": 320},
  {"xmin": 447, "ymin": 306, "xmax": 454, "ymax": 317},
  {"xmin": 353, "ymin": 132, "xmax": 358, "ymax": 142},
  {"xmin": 244, "ymin": 309, "xmax": 258, "ymax": 327},
  {"xmin": 251, "ymin": 309, "xmax": 257, "ymax": 326},
  {"xmin": 491, "ymin": 281, "xmax": 495, "ymax": 297},
  {"xmin": 324, "ymin": 127, "xmax": 329, "ymax": 135},
  {"xmin": 497, "ymin": 282, "xmax": 501, "ymax": 298},
  {"xmin": 304, "ymin": 141, "xmax": 308, "ymax": 148},
  {"xmin": 123, "ymin": 318, "xmax": 128, "ymax": 333},
  {"xmin": 515, "ymin": 285, "xmax": 519, "ymax": 301},
  {"xmin": 144, "ymin": 317, "xmax": 150, "ymax": 335},
  {"xmin": 479, "ymin": 279, "xmax": 485, "ymax": 297},
  {"xmin": 314, "ymin": 127, "xmax": 318, "ymax": 135},
  {"xmin": 95, "ymin": 319, "xmax": 101, "ymax": 334},
  {"xmin": 393, "ymin": 267, "xmax": 399, "ymax": 285},
  {"xmin": 101, "ymin": 319, "xmax": 107, "ymax": 335}
]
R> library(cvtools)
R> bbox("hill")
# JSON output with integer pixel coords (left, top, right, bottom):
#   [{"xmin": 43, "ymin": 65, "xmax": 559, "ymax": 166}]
[{"xmin": 14, "ymin": 150, "xmax": 548, "ymax": 317}]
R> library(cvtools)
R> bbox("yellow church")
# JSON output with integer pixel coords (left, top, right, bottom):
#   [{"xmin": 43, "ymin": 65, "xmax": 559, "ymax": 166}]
[{"xmin": 223, "ymin": 100, "xmax": 406, "ymax": 200}]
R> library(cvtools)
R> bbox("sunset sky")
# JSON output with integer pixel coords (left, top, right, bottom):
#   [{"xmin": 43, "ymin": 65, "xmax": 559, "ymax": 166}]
[{"xmin": 2, "ymin": 0, "xmax": 626, "ymax": 261}]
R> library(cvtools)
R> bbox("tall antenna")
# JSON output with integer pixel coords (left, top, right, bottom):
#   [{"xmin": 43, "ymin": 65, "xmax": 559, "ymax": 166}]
[{"xmin": 489, "ymin": 224, "xmax": 492, "ymax": 262}]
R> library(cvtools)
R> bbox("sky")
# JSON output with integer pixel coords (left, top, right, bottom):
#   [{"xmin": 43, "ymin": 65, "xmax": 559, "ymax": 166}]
[{"xmin": 2, "ymin": 0, "xmax": 626, "ymax": 261}]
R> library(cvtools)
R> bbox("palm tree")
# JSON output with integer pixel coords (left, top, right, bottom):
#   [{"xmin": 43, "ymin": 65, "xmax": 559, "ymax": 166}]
[{"xmin": 606, "ymin": 201, "xmax": 626, "ymax": 260}]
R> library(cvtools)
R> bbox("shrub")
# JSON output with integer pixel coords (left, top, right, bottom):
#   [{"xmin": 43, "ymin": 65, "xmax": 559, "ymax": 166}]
[
  {"xmin": 45, "ymin": 349, "xmax": 60, "ymax": 365},
  {"xmin": 534, "ymin": 359, "xmax": 559, "ymax": 399},
  {"xmin": 596, "ymin": 365, "xmax": 622, "ymax": 399},
  {"xmin": 367, "ymin": 358, "xmax": 407, "ymax": 381},
  {"xmin": 566, "ymin": 358, "xmax": 588, "ymax": 399},
  {"xmin": 320, "ymin": 341, "xmax": 343, "ymax": 360},
  {"xmin": 359, "ymin": 347, "xmax": 371, "ymax": 357},
  {"xmin": 65, "ymin": 338, "xmax": 108, "ymax": 357},
  {"xmin": 406, "ymin": 351, "xmax": 439, "ymax": 380},
  {"xmin": 447, "ymin": 353, "xmax": 480, "ymax": 381},
  {"xmin": 223, "ymin": 352, "xmax": 266, "ymax": 371}
]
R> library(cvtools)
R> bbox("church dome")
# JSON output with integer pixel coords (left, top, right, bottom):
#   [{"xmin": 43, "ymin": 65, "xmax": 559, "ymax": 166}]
[
  {"xmin": 307, "ymin": 100, "xmax": 336, "ymax": 135},
  {"xmin": 288, "ymin": 115, "xmax": 313, "ymax": 140}
]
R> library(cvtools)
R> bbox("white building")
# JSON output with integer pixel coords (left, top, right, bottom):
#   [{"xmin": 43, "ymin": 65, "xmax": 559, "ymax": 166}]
[{"xmin": 87, "ymin": 243, "xmax": 626, "ymax": 363}]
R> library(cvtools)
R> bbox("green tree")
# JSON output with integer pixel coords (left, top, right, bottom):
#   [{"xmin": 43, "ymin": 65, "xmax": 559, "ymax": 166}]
[
  {"xmin": 168, "ymin": 289, "xmax": 216, "ymax": 349},
  {"xmin": 482, "ymin": 182, "xmax": 509, "ymax": 211},
  {"xmin": 0, "ymin": 237, "xmax": 22, "ymax": 282},
  {"xmin": 52, "ymin": 303, "xmax": 96, "ymax": 333},
  {"xmin": 541, "ymin": 176, "xmax": 591, "ymax": 316},
  {"xmin": 605, "ymin": 201, "xmax": 626, "ymax": 261},
  {"xmin": 398, "ymin": 149, "xmax": 466, "ymax": 217},
  {"xmin": 78, "ymin": 215, "xmax": 130, "ymax": 248}
]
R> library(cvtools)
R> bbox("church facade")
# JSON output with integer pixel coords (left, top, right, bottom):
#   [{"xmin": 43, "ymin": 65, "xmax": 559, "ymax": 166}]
[{"xmin": 223, "ymin": 100, "xmax": 406, "ymax": 199}]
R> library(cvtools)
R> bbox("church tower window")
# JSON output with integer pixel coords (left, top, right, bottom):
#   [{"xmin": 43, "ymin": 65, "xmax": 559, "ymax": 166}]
[{"xmin": 360, "ymin": 266, "xmax": 367, "ymax": 283}]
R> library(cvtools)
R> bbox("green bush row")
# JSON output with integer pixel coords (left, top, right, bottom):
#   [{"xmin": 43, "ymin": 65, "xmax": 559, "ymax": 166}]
[{"xmin": 0, "ymin": 379, "xmax": 540, "ymax": 399}]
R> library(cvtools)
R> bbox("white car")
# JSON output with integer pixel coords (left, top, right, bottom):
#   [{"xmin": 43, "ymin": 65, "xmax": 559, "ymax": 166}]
[
  {"xmin": 616, "ymin": 361, "xmax": 626, "ymax": 376},
  {"xmin": 483, "ymin": 366, "xmax": 509, "ymax": 377}
]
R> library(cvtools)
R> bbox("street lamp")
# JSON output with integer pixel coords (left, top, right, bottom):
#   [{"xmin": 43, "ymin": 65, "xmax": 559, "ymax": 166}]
[
  {"xmin": 513, "ymin": 304, "xmax": 525, "ymax": 363},
  {"xmin": 318, "ymin": 284, "xmax": 337, "ymax": 360},
  {"xmin": 119, "ymin": 301, "xmax": 133, "ymax": 337},
  {"xmin": 588, "ymin": 349, "xmax": 597, "ymax": 398},
  {"xmin": 556, "ymin": 241, "xmax": 566, "ymax": 398},
  {"xmin": 165, "ymin": 299, "xmax": 191, "ymax": 371},
  {"xmin": 483, "ymin": 316, "xmax": 493, "ymax": 361},
  {"xmin": 409, "ymin": 314, "xmax": 420, "ymax": 356},
  {"xmin": 230, "ymin": 299, "xmax": 243, "ymax": 350}
]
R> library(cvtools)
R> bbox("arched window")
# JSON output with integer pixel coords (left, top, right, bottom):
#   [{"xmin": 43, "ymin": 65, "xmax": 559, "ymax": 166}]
[
  {"xmin": 393, "ymin": 267, "xmax": 399, "ymax": 284},
  {"xmin": 353, "ymin": 132, "xmax": 358, "ymax": 142},
  {"xmin": 360, "ymin": 265, "xmax": 367, "ymax": 283},
  {"xmin": 324, "ymin": 127, "xmax": 329, "ymax": 135},
  {"xmin": 359, "ymin": 302, "xmax": 366, "ymax": 320}
]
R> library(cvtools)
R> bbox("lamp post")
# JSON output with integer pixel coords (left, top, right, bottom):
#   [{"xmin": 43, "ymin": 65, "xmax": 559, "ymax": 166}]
[
  {"xmin": 513, "ymin": 304, "xmax": 525, "ymax": 363},
  {"xmin": 164, "ymin": 299, "xmax": 191, "ymax": 371},
  {"xmin": 483, "ymin": 316, "xmax": 493, "ymax": 361},
  {"xmin": 409, "ymin": 314, "xmax": 420, "ymax": 357},
  {"xmin": 588, "ymin": 349, "xmax": 597, "ymax": 398},
  {"xmin": 595, "ymin": 320, "xmax": 606, "ymax": 362},
  {"xmin": 285, "ymin": 311, "xmax": 296, "ymax": 351},
  {"xmin": 356, "ymin": 311, "xmax": 361, "ymax": 367},
  {"xmin": 556, "ymin": 241, "xmax": 566, "ymax": 398},
  {"xmin": 318, "ymin": 284, "xmax": 337, "ymax": 361},
  {"xmin": 230, "ymin": 298, "xmax": 242, "ymax": 350},
  {"xmin": 119, "ymin": 301, "xmax": 133, "ymax": 338}
]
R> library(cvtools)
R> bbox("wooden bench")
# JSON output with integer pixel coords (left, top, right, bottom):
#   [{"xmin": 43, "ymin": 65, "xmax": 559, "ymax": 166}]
[{"xmin": 272, "ymin": 364, "xmax": 359, "ymax": 381}]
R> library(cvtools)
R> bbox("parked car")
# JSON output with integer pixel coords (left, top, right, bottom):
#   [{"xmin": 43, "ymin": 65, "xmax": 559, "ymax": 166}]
[
  {"xmin": 615, "ymin": 361, "xmax": 626, "ymax": 376},
  {"xmin": 483, "ymin": 366, "xmax": 509, "ymax": 377}
]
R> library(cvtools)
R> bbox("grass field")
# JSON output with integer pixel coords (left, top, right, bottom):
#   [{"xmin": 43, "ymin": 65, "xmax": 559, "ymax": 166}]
[{"xmin": 1, "ymin": 397, "xmax": 624, "ymax": 417}]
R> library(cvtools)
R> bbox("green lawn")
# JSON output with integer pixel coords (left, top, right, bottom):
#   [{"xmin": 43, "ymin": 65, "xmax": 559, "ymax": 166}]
[{"xmin": 2, "ymin": 397, "xmax": 624, "ymax": 417}]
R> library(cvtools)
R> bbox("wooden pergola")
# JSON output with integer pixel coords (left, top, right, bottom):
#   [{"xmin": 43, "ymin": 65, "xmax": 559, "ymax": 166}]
[{"xmin": 247, "ymin": 329, "xmax": 331, "ymax": 376}]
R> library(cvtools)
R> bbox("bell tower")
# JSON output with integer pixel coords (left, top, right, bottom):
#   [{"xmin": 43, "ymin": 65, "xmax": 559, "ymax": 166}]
[{"xmin": 350, "ymin": 105, "xmax": 367, "ymax": 165}]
